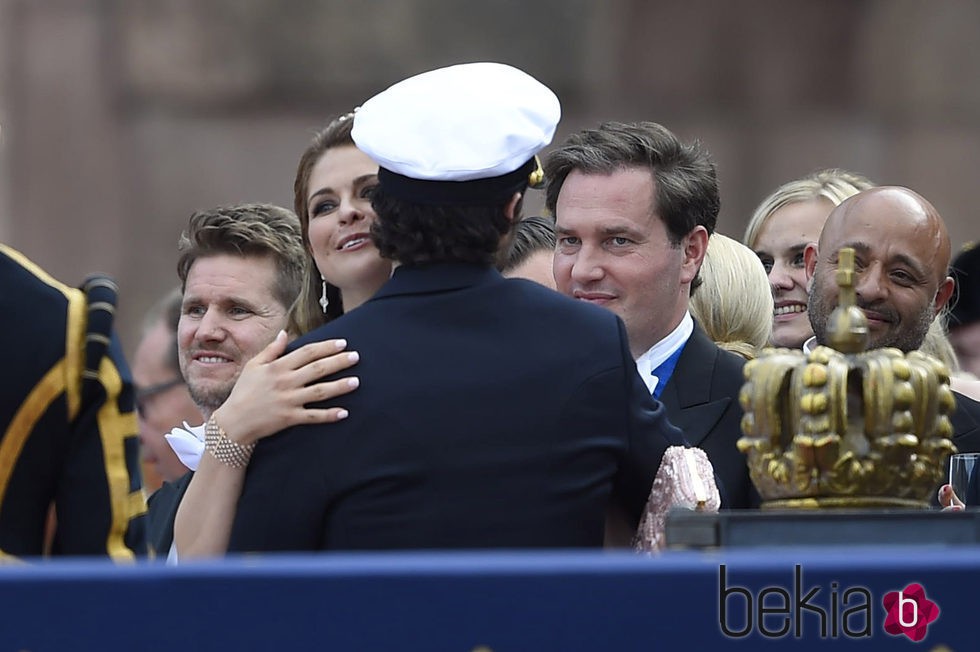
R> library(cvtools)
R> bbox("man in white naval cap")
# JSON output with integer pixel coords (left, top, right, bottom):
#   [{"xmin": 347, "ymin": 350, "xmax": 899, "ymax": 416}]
[{"xmin": 226, "ymin": 62, "xmax": 685, "ymax": 551}]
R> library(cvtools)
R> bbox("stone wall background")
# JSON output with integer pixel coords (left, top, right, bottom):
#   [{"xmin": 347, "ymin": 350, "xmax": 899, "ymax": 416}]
[{"xmin": 1, "ymin": 0, "xmax": 978, "ymax": 353}]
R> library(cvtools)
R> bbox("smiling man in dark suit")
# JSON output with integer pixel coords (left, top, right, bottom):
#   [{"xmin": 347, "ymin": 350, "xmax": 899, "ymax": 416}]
[
  {"xmin": 545, "ymin": 121, "xmax": 756, "ymax": 510},
  {"xmin": 226, "ymin": 63, "xmax": 687, "ymax": 552},
  {"xmin": 803, "ymin": 187, "xmax": 980, "ymax": 468}
]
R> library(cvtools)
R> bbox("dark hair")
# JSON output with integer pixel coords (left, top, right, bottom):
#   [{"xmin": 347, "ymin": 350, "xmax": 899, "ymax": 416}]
[
  {"xmin": 288, "ymin": 113, "xmax": 357, "ymax": 333},
  {"xmin": 950, "ymin": 243, "xmax": 980, "ymax": 329},
  {"xmin": 498, "ymin": 215, "xmax": 556, "ymax": 272},
  {"xmin": 369, "ymin": 186, "xmax": 518, "ymax": 266},
  {"xmin": 176, "ymin": 203, "xmax": 306, "ymax": 312},
  {"xmin": 544, "ymin": 121, "xmax": 720, "ymax": 245}
]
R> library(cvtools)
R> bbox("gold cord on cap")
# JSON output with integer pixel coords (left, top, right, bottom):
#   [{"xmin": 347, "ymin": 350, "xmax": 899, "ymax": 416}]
[{"xmin": 528, "ymin": 155, "xmax": 545, "ymax": 189}]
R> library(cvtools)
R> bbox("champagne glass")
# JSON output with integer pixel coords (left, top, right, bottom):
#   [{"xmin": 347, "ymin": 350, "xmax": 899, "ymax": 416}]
[{"xmin": 949, "ymin": 453, "xmax": 980, "ymax": 506}]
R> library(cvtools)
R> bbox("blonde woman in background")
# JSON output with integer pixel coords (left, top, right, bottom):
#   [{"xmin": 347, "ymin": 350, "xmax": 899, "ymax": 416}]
[
  {"xmin": 689, "ymin": 234, "xmax": 773, "ymax": 360},
  {"xmin": 744, "ymin": 169, "xmax": 874, "ymax": 349}
]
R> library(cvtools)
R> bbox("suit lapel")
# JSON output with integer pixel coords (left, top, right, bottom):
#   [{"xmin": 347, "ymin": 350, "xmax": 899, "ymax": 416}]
[{"xmin": 659, "ymin": 324, "xmax": 732, "ymax": 447}]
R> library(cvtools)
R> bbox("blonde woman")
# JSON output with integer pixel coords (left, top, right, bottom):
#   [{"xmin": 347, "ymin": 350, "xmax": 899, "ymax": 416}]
[
  {"xmin": 689, "ymin": 234, "xmax": 772, "ymax": 359},
  {"xmin": 744, "ymin": 169, "xmax": 874, "ymax": 349}
]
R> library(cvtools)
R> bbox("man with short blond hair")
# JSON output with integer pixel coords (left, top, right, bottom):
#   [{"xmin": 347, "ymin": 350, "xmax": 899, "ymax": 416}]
[{"xmin": 146, "ymin": 202, "xmax": 308, "ymax": 556}]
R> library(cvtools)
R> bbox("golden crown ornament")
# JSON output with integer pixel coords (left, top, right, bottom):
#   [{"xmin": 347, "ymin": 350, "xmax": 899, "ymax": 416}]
[{"xmin": 737, "ymin": 248, "xmax": 957, "ymax": 508}]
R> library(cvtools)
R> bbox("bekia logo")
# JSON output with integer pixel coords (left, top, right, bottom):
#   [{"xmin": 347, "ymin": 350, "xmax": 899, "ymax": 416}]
[
  {"xmin": 719, "ymin": 566, "xmax": 941, "ymax": 641},
  {"xmin": 882, "ymin": 583, "xmax": 940, "ymax": 642}
]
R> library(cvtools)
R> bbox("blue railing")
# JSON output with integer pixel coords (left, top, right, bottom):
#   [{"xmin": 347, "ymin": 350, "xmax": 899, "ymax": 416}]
[{"xmin": 0, "ymin": 546, "xmax": 976, "ymax": 650}]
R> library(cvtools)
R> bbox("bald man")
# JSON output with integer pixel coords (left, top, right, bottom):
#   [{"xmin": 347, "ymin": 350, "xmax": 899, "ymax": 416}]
[
  {"xmin": 803, "ymin": 186, "xmax": 980, "ymax": 454},
  {"xmin": 805, "ymin": 186, "xmax": 955, "ymax": 352}
]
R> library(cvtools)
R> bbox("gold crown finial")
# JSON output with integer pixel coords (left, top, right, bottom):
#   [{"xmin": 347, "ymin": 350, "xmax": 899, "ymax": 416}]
[{"xmin": 826, "ymin": 247, "xmax": 869, "ymax": 354}]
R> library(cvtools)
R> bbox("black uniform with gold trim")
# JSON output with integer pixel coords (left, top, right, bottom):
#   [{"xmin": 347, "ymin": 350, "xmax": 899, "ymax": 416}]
[{"xmin": 0, "ymin": 244, "xmax": 146, "ymax": 559}]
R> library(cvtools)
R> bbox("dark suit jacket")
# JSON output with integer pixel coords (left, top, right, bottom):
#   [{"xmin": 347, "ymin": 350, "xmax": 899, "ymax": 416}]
[
  {"xmin": 950, "ymin": 391, "xmax": 980, "ymax": 454},
  {"xmin": 658, "ymin": 323, "xmax": 756, "ymax": 509},
  {"xmin": 146, "ymin": 471, "xmax": 193, "ymax": 558},
  {"xmin": 923, "ymin": 390, "xmax": 980, "ymax": 506},
  {"xmin": 229, "ymin": 264, "xmax": 685, "ymax": 552}
]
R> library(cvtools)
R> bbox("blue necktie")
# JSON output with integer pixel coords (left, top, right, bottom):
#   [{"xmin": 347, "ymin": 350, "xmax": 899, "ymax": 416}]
[{"xmin": 651, "ymin": 344, "xmax": 685, "ymax": 398}]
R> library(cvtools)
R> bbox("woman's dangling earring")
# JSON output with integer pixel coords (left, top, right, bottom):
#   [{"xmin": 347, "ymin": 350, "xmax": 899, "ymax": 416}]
[{"xmin": 319, "ymin": 275, "xmax": 329, "ymax": 313}]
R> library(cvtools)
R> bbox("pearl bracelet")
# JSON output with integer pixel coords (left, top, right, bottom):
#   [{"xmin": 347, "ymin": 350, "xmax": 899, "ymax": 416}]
[{"xmin": 204, "ymin": 415, "xmax": 255, "ymax": 469}]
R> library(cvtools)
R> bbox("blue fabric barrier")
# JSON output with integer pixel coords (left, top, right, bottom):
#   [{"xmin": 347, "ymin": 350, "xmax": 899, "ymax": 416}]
[{"xmin": 0, "ymin": 546, "xmax": 975, "ymax": 650}]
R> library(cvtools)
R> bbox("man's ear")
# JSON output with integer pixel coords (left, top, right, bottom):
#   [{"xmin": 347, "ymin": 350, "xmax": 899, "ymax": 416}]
[
  {"xmin": 504, "ymin": 192, "xmax": 523, "ymax": 223},
  {"xmin": 804, "ymin": 243, "xmax": 819, "ymax": 283},
  {"xmin": 934, "ymin": 276, "xmax": 955, "ymax": 316},
  {"xmin": 681, "ymin": 226, "xmax": 709, "ymax": 284}
]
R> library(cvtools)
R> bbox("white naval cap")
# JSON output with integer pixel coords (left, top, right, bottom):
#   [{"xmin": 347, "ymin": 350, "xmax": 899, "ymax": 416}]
[{"xmin": 351, "ymin": 62, "xmax": 560, "ymax": 204}]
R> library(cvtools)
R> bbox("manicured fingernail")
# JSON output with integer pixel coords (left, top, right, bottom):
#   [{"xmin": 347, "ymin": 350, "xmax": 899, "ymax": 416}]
[
  {"xmin": 347, "ymin": 351, "xmax": 359, "ymax": 362},
  {"xmin": 334, "ymin": 339, "xmax": 347, "ymax": 349},
  {"xmin": 337, "ymin": 409, "xmax": 349, "ymax": 420},
  {"xmin": 347, "ymin": 377, "xmax": 360, "ymax": 388}
]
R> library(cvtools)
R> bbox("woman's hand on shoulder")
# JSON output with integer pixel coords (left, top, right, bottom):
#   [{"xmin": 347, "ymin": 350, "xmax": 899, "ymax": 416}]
[{"xmin": 211, "ymin": 330, "xmax": 360, "ymax": 446}]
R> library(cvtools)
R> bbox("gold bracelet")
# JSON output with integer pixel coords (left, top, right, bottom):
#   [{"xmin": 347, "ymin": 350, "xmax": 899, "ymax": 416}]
[{"xmin": 204, "ymin": 415, "xmax": 255, "ymax": 469}]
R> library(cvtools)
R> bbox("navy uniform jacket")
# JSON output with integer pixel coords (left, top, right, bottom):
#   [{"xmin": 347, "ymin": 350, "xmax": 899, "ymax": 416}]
[
  {"xmin": 229, "ymin": 263, "xmax": 685, "ymax": 552},
  {"xmin": 0, "ymin": 244, "xmax": 146, "ymax": 558},
  {"xmin": 658, "ymin": 323, "xmax": 757, "ymax": 509}
]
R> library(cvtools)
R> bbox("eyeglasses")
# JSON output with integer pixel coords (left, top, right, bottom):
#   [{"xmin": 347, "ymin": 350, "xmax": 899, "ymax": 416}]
[{"xmin": 135, "ymin": 377, "xmax": 185, "ymax": 418}]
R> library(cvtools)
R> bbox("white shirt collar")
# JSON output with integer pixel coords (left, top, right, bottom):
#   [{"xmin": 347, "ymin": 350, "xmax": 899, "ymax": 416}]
[{"xmin": 635, "ymin": 312, "xmax": 694, "ymax": 395}]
